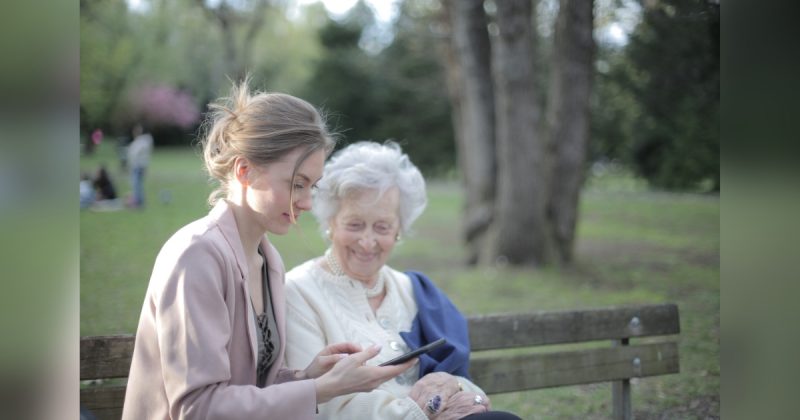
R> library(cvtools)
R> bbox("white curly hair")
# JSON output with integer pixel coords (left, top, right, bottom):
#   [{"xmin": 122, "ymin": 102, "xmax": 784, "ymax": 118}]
[{"xmin": 311, "ymin": 141, "xmax": 427, "ymax": 238}]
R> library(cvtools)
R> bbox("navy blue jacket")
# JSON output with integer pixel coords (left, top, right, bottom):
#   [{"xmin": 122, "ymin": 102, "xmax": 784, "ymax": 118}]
[{"xmin": 400, "ymin": 271, "xmax": 471, "ymax": 379}]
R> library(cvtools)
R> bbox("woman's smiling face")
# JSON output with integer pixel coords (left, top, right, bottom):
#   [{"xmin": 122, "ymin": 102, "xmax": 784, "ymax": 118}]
[{"xmin": 329, "ymin": 187, "xmax": 400, "ymax": 283}]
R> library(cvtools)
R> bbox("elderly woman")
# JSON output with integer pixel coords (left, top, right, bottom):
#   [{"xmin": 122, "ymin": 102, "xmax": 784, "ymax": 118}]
[{"xmin": 284, "ymin": 142, "xmax": 520, "ymax": 420}]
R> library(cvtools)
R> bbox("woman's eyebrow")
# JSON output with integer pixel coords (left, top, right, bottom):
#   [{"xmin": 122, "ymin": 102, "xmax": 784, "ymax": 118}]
[{"xmin": 296, "ymin": 173, "xmax": 323, "ymax": 184}]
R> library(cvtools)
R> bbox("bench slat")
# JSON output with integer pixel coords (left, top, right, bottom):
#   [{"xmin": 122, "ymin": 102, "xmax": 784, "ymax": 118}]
[
  {"xmin": 80, "ymin": 305, "xmax": 681, "ymax": 380},
  {"xmin": 468, "ymin": 303, "xmax": 679, "ymax": 350},
  {"xmin": 81, "ymin": 341, "xmax": 680, "ymax": 417},
  {"xmin": 469, "ymin": 341, "xmax": 679, "ymax": 394},
  {"xmin": 81, "ymin": 335, "xmax": 135, "ymax": 380},
  {"xmin": 81, "ymin": 386, "xmax": 126, "ymax": 420}
]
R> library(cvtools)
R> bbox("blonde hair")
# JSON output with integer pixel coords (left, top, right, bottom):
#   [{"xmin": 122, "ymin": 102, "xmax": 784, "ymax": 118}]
[{"xmin": 200, "ymin": 77, "xmax": 336, "ymax": 206}]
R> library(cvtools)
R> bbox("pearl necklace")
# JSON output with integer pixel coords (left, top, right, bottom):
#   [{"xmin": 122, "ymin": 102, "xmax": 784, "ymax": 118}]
[{"xmin": 324, "ymin": 248, "xmax": 386, "ymax": 298}]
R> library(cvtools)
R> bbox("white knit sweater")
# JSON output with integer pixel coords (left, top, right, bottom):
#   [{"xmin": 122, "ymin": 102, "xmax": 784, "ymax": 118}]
[{"xmin": 284, "ymin": 259, "xmax": 483, "ymax": 419}]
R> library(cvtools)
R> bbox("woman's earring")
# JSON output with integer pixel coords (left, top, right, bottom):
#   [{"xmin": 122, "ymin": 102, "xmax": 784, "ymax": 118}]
[
  {"xmin": 395, "ymin": 233, "xmax": 401, "ymax": 242},
  {"xmin": 325, "ymin": 229, "xmax": 331, "ymax": 239}
]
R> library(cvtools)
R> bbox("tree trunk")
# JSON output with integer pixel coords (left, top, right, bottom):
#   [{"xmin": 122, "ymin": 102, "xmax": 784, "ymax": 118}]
[
  {"xmin": 194, "ymin": 0, "xmax": 268, "ymax": 80},
  {"xmin": 441, "ymin": 0, "xmax": 496, "ymax": 265},
  {"xmin": 545, "ymin": 0, "xmax": 595, "ymax": 264},
  {"xmin": 486, "ymin": 0, "xmax": 552, "ymax": 266}
]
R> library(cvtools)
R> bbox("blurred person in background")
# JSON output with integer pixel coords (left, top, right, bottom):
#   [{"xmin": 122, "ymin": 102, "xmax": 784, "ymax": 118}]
[
  {"xmin": 126, "ymin": 123, "xmax": 152, "ymax": 208},
  {"xmin": 93, "ymin": 165, "xmax": 117, "ymax": 201},
  {"xmin": 79, "ymin": 172, "xmax": 94, "ymax": 209},
  {"xmin": 90, "ymin": 165, "xmax": 122, "ymax": 211}
]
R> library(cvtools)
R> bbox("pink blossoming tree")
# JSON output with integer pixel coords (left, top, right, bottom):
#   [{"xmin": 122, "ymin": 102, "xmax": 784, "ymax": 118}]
[{"xmin": 129, "ymin": 84, "xmax": 200, "ymax": 130}]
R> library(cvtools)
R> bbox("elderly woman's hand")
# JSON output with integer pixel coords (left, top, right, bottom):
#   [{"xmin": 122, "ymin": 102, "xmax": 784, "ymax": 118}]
[
  {"xmin": 408, "ymin": 372, "xmax": 463, "ymax": 418},
  {"xmin": 435, "ymin": 391, "xmax": 491, "ymax": 420}
]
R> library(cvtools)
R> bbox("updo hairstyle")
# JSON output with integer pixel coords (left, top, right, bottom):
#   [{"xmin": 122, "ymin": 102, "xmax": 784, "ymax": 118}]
[{"xmin": 201, "ymin": 77, "xmax": 336, "ymax": 205}]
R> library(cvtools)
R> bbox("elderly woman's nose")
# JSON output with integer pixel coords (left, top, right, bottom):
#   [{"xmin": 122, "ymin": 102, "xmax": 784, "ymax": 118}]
[{"xmin": 358, "ymin": 231, "xmax": 378, "ymax": 248}]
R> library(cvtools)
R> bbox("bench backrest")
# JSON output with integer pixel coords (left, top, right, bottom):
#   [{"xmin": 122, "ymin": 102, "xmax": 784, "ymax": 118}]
[
  {"xmin": 81, "ymin": 303, "xmax": 679, "ymax": 419},
  {"xmin": 466, "ymin": 303, "xmax": 680, "ymax": 394}
]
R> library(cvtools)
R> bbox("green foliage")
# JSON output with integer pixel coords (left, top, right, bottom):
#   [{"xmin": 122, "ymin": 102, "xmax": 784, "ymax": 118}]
[
  {"xmin": 130, "ymin": 0, "xmax": 223, "ymax": 109},
  {"xmin": 302, "ymin": 0, "xmax": 455, "ymax": 176},
  {"xmin": 250, "ymin": 7, "xmax": 325, "ymax": 95},
  {"xmin": 80, "ymin": 0, "xmax": 324, "ymax": 144},
  {"xmin": 592, "ymin": 0, "xmax": 719, "ymax": 191},
  {"xmin": 303, "ymin": 15, "xmax": 380, "ymax": 140},
  {"xmin": 626, "ymin": 0, "xmax": 719, "ymax": 191},
  {"xmin": 371, "ymin": 1, "xmax": 456, "ymax": 174},
  {"xmin": 591, "ymin": 50, "xmax": 639, "ymax": 165},
  {"xmin": 80, "ymin": 0, "xmax": 138, "ymax": 134}
]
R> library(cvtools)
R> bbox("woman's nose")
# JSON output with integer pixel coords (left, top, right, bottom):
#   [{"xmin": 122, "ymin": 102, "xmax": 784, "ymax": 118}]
[
  {"xmin": 358, "ymin": 232, "xmax": 377, "ymax": 248},
  {"xmin": 295, "ymin": 193, "xmax": 312, "ymax": 212}
]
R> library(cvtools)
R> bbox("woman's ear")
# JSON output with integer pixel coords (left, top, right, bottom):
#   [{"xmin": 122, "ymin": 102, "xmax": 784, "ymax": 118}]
[
  {"xmin": 325, "ymin": 219, "xmax": 337, "ymax": 241},
  {"xmin": 233, "ymin": 157, "xmax": 251, "ymax": 186}
]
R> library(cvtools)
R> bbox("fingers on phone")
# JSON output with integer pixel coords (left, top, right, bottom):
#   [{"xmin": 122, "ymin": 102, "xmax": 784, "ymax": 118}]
[{"xmin": 350, "ymin": 344, "xmax": 383, "ymax": 364}]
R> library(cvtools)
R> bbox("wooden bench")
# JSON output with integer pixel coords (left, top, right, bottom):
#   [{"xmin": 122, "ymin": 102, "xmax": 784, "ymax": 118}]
[{"xmin": 81, "ymin": 303, "xmax": 679, "ymax": 419}]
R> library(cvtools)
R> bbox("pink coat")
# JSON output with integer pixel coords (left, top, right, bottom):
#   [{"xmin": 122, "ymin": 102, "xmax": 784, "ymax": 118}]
[{"xmin": 122, "ymin": 201, "xmax": 317, "ymax": 419}]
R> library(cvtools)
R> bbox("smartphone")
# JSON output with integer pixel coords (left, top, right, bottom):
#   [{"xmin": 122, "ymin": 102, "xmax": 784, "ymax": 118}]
[{"xmin": 378, "ymin": 338, "xmax": 447, "ymax": 366}]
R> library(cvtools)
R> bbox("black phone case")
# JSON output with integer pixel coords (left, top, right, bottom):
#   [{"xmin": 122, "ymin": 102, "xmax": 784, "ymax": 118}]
[{"xmin": 378, "ymin": 338, "xmax": 447, "ymax": 366}]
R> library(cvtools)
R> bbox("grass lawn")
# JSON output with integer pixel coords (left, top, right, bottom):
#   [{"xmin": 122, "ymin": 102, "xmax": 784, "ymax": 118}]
[{"xmin": 81, "ymin": 143, "xmax": 719, "ymax": 419}]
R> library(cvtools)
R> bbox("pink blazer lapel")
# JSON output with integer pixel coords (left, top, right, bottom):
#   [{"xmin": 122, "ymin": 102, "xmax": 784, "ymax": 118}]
[
  {"xmin": 261, "ymin": 239, "xmax": 287, "ymax": 383},
  {"xmin": 209, "ymin": 201, "xmax": 288, "ymax": 381},
  {"xmin": 209, "ymin": 201, "xmax": 259, "ymax": 367}
]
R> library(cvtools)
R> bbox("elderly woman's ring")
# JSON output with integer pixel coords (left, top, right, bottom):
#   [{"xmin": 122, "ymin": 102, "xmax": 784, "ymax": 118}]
[
  {"xmin": 426, "ymin": 395, "xmax": 442, "ymax": 413},
  {"xmin": 473, "ymin": 395, "xmax": 484, "ymax": 405}
]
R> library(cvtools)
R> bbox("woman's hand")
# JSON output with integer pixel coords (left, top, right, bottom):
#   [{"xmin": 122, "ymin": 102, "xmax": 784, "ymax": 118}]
[
  {"xmin": 408, "ymin": 372, "xmax": 463, "ymax": 418},
  {"xmin": 313, "ymin": 344, "xmax": 417, "ymax": 404},
  {"xmin": 435, "ymin": 391, "xmax": 490, "ymax": 420},
  {"xmin": 302, "ymin": 342, "xmax": 363, "ymax": 379}
]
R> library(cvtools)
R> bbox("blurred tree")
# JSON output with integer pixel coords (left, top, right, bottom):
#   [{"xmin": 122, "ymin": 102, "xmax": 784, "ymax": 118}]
[
  {"xmin": 485, "ymin": 0, "xmax": 551, "ymax": 265},
  {"xmin": 592, "ymin": 0, "xmax": 719, "ymax": 191},
  {"xmin": 441, "ymin": 0, "xmax": 496, "ymax": 264},
  {"xmin": 81, "ymin": 0, "xmax": 218, "ymax": 140},
  {"xmin": 442, "ymin": 0, "xmax": 595, "ymax": 266},
  {"xmin": 590, "ymin": 46, "xmax": 639, "ymax": 165},
  {"xmin": 80, "ymin": 0, "xmax": 139, "ymax": 136},
  {"xmin": 249, "ymin": 5, "xmax": 327, "ymax": 94},
  {"xmin": 80, "ymin": 0, "xmax": 324, "ymax": 145},
  {"xmin": 304, "ymin": 0, "xmax": 455, "ymax": 175},
  {"xmin": 302, "ymin": 1, "xmax": 379, "ymax": 144},
  {"xmin": 544, "ymin": 0, "xmax": 596, "ymax": 264},
  {"xmin": 371, "ymin": 0, "xmax": 456, "ymax": 174},
  {"xmin": 127, "ymin": 84, "xmax": 201, "ymax": 129},
  {"xmin": 626, "ymin": 0, "xmax": 719, "ymax": 191},
  {"xmin": 192, "ymin": 0, "xmax": 270, "ymax": 81},
  {"xmin": 132, "ymin": 0, "xmax": 224, "ymax": 111}
]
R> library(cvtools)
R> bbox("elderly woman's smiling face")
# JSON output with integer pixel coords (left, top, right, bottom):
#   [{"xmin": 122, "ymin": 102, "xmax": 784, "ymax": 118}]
[{"xmin": 329, "ymin": 187, "xmax": 400, "ymax": 284}]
